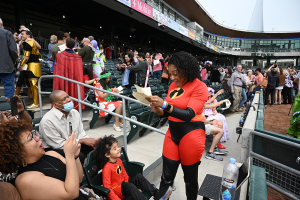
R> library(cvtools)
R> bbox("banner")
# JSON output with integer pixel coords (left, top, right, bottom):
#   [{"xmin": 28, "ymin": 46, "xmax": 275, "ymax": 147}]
[
  {"xmin": 117, "ymin": 0, "xmax": 131, "ymax": 7},
  {"xmin": 179, "ymin": 25, "xmax": 188, "ymax": 37},
  {"xmin": 214, "ymin": 46, "xmax": 219, "ymax": 52},
  {"xmin": 131, "ymin": 0, "xmax": 153, "ymax": 18},
  {"xmin": 153, "ymin": 8, "xmax": 159, "ymax": 22},
  {"xmin": 196, "ymin": 35, "xmax": 202, "ymax": 44},
  {"xmin": 188, "ymin": 30, "xmax": 196, "ymax": 41},
  {"xmin": 168, "ymin": 18, "xmax": 180, "ymax": 32},
  {"xmin": 158, "ymin": 12, "xmax": 168, "ymax": 26},
  {"xmin": 122, "ymin": 69, "xmax": 130, "ymax": 86}
]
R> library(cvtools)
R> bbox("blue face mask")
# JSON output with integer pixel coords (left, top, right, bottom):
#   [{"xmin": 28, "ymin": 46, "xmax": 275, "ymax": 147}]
[{"xmin": 57, "ymin": 101, "xmax": 74, "ymax": 112}]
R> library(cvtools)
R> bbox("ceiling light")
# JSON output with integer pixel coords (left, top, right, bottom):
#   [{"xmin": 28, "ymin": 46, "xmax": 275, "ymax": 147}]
[
  {"xmin": 174, "ymin": 49, "xmax": 176, "ymax": 51},
  {"xmin": 30, "ymin": 23, "xmax": 32, "ymax": 26},
  {"xmin": 123, "ymin": 44, "xmax": 124, "ymax": 46},
  {"xmin": 69, "ymin": 32, "xmax": 71, "ymax": 34},
  {"xmin": 100, "ymin": 26, "xmax": 102, "ymax": 29},
  {"xmin": 130, "ymin": 35, "xmax": 132, "ymax": 38},
  {"xmin": 63, "ymin": 15, "xmax": 65, "ymax": 18},
  {"xmin": 149, "ymin": 41, "xmax": 150, "ymax": 43}
]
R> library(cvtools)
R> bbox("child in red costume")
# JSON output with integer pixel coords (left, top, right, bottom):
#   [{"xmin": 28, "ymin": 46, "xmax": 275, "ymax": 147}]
[{"xmin": 94, "ymin": 135, "xmax": 172, "ymax": 200}]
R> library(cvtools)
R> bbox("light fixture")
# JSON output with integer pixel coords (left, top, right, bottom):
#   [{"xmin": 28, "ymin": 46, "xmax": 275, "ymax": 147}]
[
  {"xmin": 181, "ymin": 35, "xmax": 184, "ymax": 38},
  {"xmin": 123, "ymin": 44, "xmax": 124, "ymax": 46},
  {"xmin": 100, "ymin": 26, "xmax": 102, "ymax": 29},
  {"xmin": 129, "ymin": 8, "xmax": 134, "ymax": 15},
  {"xmin": 149, "ymin": 41, "xmax": 150, "ymax": 43},
  {"xmin": 158, "ymin": 23, "xmax": 165, "ymax": 30},
  {"xmin": 69, "ymin": 32, "xmax": 71, "ymax": 34},
  {"xmin": 174, "ymin": 49, "xmax": 176, "ymax": 51},
  {"xmin": 139, "ymin": 48, "xmax": 141, "ymax": 49},
  {"xmin": 130, "ymin": 35, "xmax": 132, "ymax": 38},
  {"xmin": 63, "ymin": 15, "xmax": 65, "ymax": 18},
  {"xmin": 30, "ymin": 23, "xmax": 32, "ymax": 26}
]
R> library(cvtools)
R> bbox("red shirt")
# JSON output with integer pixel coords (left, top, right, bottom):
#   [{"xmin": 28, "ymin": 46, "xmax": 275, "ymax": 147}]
[
  {"xmin": 106, "ymin": 48, "xmax": 112, "ymax": 59},
  {"xmin": 166, "ymin": 78, "xmax": 208, "ymax": 122},
  {"xmin": 83, "ymin": 74, "xmax": 97, "ymax": 92},
  {"xmin": 255, "ymin": 73, "xmax": 264, "ymax": 86},
  {"xmin": 102, "ymin": 158, "xmax": 129, "ymax": 200}
]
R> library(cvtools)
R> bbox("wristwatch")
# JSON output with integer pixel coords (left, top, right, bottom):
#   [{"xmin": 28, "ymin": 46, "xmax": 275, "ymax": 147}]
[{"xmin": 164, "ymin": 103, "xmax": 172, "ymax": 112}]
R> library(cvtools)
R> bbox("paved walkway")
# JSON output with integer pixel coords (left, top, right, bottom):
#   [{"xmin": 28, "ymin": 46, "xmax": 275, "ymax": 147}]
[{"xmin": 85, "ymin": 111, "xmax": 243, "ymax": 200}]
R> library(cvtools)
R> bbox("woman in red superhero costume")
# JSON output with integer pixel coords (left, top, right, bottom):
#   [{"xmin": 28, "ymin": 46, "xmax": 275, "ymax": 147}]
[{"xmin": 146, "ymin": 51, "xmax": 208, "ymax": 200}]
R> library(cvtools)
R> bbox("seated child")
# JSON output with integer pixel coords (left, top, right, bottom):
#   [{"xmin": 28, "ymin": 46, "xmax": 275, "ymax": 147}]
[{"xmin": 94, "ymin": 135, "xmax": 172, "ymax": 200}]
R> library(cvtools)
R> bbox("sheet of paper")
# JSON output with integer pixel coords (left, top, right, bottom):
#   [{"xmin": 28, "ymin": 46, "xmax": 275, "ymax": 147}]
[
  {"xmin": 132, "ymin": 92, "xmax": 151, "ymax": 105},
  {"xmin": 134, "ymin": 85, "xmax": 152, "ymax": 96},
  {"xmin": 117, "ymin": 86, "xmax": 123, "ymax": 92},
  {"xmin": 220, "ymin": 100, "xmax": 231, "ymax": 110}
]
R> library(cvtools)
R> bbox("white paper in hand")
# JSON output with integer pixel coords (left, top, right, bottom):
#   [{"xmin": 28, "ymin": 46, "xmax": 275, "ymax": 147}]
[
  {"xmin": 117, "ymin": 86, "xmax": 123, "ymax": 92},
  {"xmin": 220, "ymin": 100, "xmax": 231, "ymax": 110}
]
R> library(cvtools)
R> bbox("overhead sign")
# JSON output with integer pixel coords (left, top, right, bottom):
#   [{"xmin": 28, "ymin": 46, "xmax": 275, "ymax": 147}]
[
  {"xmin": 158, "ymin": 12, "xmax": 168, "ymax": 26},
  {"xmin": 168, "ymin": 18, "xmax": 180, "ymax": 32},
  {"xmin": 131, "ymin": 0, "xmax": 153, "ymax": 19},
  {"xmin": 179, "ymin": 25, "xmax": 188, "ymax": 37},
  {"xmin": 152, "ymin": 8, "xmax": 159, "ymax": 22},
  {"xmin": 117, "ymin": 0, "xmax": 131, "ymax": 7},
  {"xmin": 251, "ymin": 53, "xmax": 275, "ymax": 57},
  {"xmin": 188, "ymin": 30, "xmax": 196, "ymax": 41},
  {"xmin": 196, "ymin": 35, "xmax": 202, "ymax": 44}
]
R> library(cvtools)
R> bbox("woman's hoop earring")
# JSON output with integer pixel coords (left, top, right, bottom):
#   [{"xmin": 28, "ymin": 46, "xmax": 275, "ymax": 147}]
[{"xmin": 22, "ymin": 157, "xmax": 27, "ymax": 167}]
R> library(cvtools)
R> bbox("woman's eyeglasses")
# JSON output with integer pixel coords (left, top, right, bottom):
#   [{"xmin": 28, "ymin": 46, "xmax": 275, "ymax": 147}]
[{"xmin": 22, "ymin": 130, "xmax": 39, "ymax": 145}]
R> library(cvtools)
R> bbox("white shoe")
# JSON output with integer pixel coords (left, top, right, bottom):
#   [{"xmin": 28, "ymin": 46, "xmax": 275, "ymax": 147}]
[
  {"xmin": 113, "ymin": 124, "xmax": 122, "ymax": 132},
  {"xmin": 119, "ymin": 122, "xmax": 127, "ymax": 128}
]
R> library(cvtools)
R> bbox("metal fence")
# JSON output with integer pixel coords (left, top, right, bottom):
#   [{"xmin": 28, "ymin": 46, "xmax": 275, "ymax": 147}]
[
  {"xmin": 38, "ymin": 75, "xmax": 166, "ymax": 152},
  {"xmin": 249, "ymin": 130, "xmax": 300, "ymax": 200}
]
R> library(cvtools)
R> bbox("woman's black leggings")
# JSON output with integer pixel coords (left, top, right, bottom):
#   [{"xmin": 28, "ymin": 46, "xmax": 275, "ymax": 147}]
[{"xmin": 265, "ymin": 88, "xmax": 275, "ymax": 105}]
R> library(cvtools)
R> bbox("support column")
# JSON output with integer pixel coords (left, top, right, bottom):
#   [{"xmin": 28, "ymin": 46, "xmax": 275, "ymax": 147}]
[
  {"xmin": 253, "ymin": 59, "xmax": 257, "ymax": 66},
  {"xmin": 267, "ymin": 57, "xmax": 271, "ymax": 67},
  {"xmin": 15, "ymin": 0, "xmax": 26, "ymax": 29},
  {"xmin": 296, "ymin": 58, "xmax": 299, "ymax": 66},
  {"xmin": 234, "ymin": 56, "xmax": 237, "ymax": 66}
]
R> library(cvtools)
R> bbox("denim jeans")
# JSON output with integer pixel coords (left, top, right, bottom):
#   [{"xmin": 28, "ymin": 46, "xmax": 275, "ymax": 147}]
[
  {"xmin": 153, "ymin": 71, "xmax": 162, "ymax": 80},
  {"xmin": 239, "ymin": 88, "xmax": 247, "ymax": 108},
  {"xmin": 248, "ymin": 86, "xmax": 261, "ymax": 99},
  {"xmin": 0, "ymin": 73, "xmax": 15, "ymax": 98}
]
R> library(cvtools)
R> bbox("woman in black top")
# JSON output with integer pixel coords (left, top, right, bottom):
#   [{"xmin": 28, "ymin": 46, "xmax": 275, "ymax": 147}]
[
  {"xmin": 210, "ymin": 65, "xmax": 221, "ymax": 85},
  {"xmin": 265, "ymin": 64, "xmax": 280, "ymax": 106},
  {"xmin": 0, "ymin": 120, "xmax": 84, "ymax": 200}
]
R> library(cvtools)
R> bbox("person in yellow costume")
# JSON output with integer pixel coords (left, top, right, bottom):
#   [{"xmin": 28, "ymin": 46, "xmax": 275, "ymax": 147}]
[{"xmin": 19, "ymin": 29, "xmax": 42, "ymax": 109}]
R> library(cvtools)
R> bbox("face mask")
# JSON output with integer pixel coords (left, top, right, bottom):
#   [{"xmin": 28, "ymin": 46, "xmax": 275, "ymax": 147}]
[{"xmin": 56, "ymin": 101, "xmax": 74, "ymax": 112}]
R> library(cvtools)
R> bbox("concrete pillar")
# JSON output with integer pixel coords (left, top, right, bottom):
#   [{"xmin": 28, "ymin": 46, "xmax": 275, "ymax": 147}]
[
  {"xmin": 15, "ymin": 0, "xmax": 26, "ymax": 29},
  {"xmin": 234, "ymin": 57, "xmax": 237, "ymax": 66},
  {"xmin": 253, "ymin": 59, "xmax": 257, "ymax": 66},
  {"xmin": 267, "ymin": 57, "xmax": 271, "ymax": 67}
]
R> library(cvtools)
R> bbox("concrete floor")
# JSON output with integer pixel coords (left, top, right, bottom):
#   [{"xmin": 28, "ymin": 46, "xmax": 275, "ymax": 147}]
[{"xmin": 85, "ymin": 111, "xmax": 243, "ymax": 200}]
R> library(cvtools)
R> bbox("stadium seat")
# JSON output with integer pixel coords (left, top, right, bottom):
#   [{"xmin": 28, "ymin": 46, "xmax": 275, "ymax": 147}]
[
  {"xmin": 84, "ymin": 148, "xmax": 155, "ymax": 199},
  {"xmin": 126, "ymin": 101, "xmax": 151, "ymax": 143}
]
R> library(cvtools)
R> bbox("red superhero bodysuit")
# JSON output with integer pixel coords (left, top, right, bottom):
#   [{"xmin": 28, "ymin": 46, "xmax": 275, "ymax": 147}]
[
  {"xmin": 102, "ymin": 158, "xmax": 128, "ymax": 200},
  {"xmin": 159, "ymin": 78, "xmax": 208, "ymax": 200}
]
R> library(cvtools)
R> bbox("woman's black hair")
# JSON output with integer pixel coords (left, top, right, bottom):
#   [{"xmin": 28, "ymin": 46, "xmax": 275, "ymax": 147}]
[
  {"xmin": 227, "ymin": 67, "xmax": 233, "ymax": 75},
  {"xmin": 94, "ymin": 135, "xmax": 118, "ymax": 169},
  {"xmin": 83, "ymin": 66, "xmax": 94, "ymax": 80},
  {"xmin": 168, "ymin": 51, "xmax": 200, "ymax": 82},
  {"xmin": 123, "ymin": 53, "xmax": 133, "ymax": 63},
  {"xmin": 99, "ymin": 71, "xmax": 111, "ymax": 90}
]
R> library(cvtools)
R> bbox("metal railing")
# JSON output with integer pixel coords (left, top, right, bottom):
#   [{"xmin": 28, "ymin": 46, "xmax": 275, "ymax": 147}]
[
  {"xmin": 38, "ymin": 75, "xmax": 166, "ymax": 152},
  {"xmin": 249, "ymin": 130, "xmax": 300, "ymax": 200}
]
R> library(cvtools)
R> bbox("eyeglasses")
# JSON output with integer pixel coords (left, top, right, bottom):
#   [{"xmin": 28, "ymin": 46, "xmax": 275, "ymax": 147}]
[{"xmin": 22, "ymin": 130, "xmax": 39, "ymax": 145}]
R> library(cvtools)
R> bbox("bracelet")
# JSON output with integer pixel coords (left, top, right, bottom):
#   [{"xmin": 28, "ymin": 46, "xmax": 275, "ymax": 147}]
[
  {"xmin": 161, "ymin": 101, "xmax": 167, "ymax": 109},
  {"xmin": 18, "ymin": 109, "xmax": 25, "ymax": 115}
]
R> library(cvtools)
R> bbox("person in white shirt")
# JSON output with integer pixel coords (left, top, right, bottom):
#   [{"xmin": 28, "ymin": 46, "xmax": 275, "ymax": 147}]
[{"xmin": 39, "ymin": 90, "xmax": 100, "ymax": 164}]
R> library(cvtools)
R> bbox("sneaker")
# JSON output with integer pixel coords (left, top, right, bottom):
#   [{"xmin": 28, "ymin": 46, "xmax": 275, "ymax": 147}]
[
  {"xmin": 119, "ymin": 122, "xmax": 127, "ymax": 128},
  {"xmin": 205, "ymin": 152, "xmax": 223, "ymax": 161},
  {"xmin": 214, "ymin": 147, "xmax": 228, "ymax": 155},
  {"xmin": 154, "ymin": 186, "xmax": 172, "ymax": 200},
  {"xmin": 113, "ymin": 124, "xmax": 122, "ymax": 132},
  {"xmin": 217, "ymin": 142, "xmax": 226, "ymax": 149}
]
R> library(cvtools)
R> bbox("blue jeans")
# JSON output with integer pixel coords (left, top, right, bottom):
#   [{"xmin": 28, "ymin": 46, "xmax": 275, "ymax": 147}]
[
  {"xmin": 153, "ymin": 71, "xmax": 161, "ymax": 80},
  {"xmin": 0, "ymin": 73, "xmax": 15, "ymax": 98},
  {"xmin": 248, "ymin": 86, "xmax": 261, "ymax": 99},
  {"xmin": 239, "ymin": 88, "xmax": 247, "ymax": 108}
]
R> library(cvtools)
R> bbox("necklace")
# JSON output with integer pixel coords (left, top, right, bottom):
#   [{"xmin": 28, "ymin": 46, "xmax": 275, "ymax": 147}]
[{"xmin": 42, "ymin": 158, "xmax": 59, "ymax": 171}]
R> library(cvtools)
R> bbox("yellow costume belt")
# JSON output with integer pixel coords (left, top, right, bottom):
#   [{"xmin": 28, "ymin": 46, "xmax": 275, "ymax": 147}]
[{"xmin": 28, "ymin": 63, "xmax": 42, "ymax": 78}]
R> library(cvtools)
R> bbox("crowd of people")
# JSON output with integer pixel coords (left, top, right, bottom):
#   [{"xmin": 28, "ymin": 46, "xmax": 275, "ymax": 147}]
[{"xmin": 1, "ymin": 17, "xmax": 300, "ymax": 200}]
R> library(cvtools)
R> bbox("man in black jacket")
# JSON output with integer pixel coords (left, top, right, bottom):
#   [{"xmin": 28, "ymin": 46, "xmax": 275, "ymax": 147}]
[
  {"xmin": 126, "ymin": 52, "xmax": 148, "ymax": 87},
  {"xmin": 0, "ymin": 18, "xmax": 18, "ymax": 98}
]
